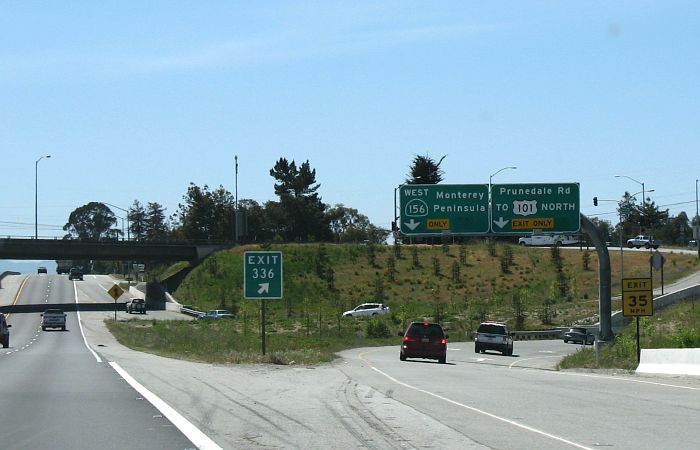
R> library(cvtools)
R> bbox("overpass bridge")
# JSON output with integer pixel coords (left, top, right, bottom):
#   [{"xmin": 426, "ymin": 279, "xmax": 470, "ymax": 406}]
[{"xmin": 0, "ymin": 238, "xmax": 230, "ymax": 262}]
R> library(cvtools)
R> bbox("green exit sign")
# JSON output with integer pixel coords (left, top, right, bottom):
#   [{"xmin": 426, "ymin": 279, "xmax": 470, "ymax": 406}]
[
  {"xmin": 490, "ymin": 183, "xmax": 580, "ymax": 234},
  {"xmin": 244, "ymin": 251, "xmax": 283, "ymax": 299},
  {"xmin": 399, "ymin": 184, "xmax": 490, "ymax": 235}
]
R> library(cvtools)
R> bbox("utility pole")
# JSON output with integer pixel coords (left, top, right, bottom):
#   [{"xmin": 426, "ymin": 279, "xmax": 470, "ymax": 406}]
[{"xmin": 235, "ymin": 155, "xmax": 239, "ymax": 245}]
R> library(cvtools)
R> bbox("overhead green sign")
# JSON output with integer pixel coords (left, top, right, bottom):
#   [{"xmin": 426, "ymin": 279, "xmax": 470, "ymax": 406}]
[
  {"xmin": 490, "ymin": 183, "xmax": 580, "ymax": 234},
  {"xmin": 244, "ymin": 251, "xmax": 283, "ymax": 299},
  {"xmin": 399, "ymin": 184, "xmax": 489, "ymax": 235}
]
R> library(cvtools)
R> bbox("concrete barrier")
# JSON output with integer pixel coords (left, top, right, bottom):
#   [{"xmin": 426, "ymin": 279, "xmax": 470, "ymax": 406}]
[{"xmin": 636, "ymin": 349, "xmax": 700, "ymax": 376}]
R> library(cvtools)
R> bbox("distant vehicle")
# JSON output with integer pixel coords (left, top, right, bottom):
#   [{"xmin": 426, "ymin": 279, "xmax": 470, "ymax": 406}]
[
  {"xmin": 475, "ymin": 322, "xmax": 513, "ymax": 356},
  {"xmin": 626, "ymin": 235, "xmax": 660, "ymax": 249},
  {"xmin": 125, "ymin": 298, "xmax": 146, "ymax": 314},
  {"xmin": 56, "ymin": 260, "xmax": 72, "ymax": 274},
  {"xmin": 342, "ymin": 303, "xmax": 390, "ymax": 318},
  {"xmin": 562, "ymin": 327, "xmax": 595, "ymax": 345},
  {"xmin": 399, "ymin": 322, "xmax": 448, "ymax": 364},
  {"xmin": 518, "ymin": 234, "xmax": 580, "ymax": 246},
  {"xmin": 68, "ymin": 267, "xmax": 83, "ymax": 281},
  {"xmin": 199, "ymin": 309, "xmax": 235, "ymax": 320},
  {"xmin": 41, "ymin": 309, "xmax": 66, "ymax": 331},
  {"xmin": 37, "ymin": 266, "xmax": 47, "ymax": 274},
  {"xmin": 0, "ymin": 313, "xmax": 11, "ymax": 348}
]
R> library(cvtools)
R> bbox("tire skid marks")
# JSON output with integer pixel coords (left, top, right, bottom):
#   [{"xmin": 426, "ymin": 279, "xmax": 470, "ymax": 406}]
[
  {"xmin": 193, "ymin": 377, "xmax": 306, "ymax": 448},
  {"xmin": 323, "ymin": 380, "xmax": 409, "ymax": 450},
  {"xmin": 138, "ymin": 370, "xmax": 298, "ymax": 448}
]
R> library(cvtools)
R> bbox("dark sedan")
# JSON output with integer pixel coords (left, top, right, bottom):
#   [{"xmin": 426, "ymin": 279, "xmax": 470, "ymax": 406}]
[{"xmin": 562, "ymin": 327, "xmax": 595, "ymax": 345}]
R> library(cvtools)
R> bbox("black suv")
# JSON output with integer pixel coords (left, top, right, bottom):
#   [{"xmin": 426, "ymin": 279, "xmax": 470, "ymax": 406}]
[
  {"xmin": 399, "ymin": 322, "xmax": 448, "ymax": 364},
  {"xmin": 68, "ymin": 267, "xmax": 83, "ymax": 281}
]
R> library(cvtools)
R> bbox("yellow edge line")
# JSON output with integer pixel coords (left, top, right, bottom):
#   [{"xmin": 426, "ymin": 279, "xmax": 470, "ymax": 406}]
[{"xmin": 6, "ymin": 275, "xmax": 30, "ymax": 319}]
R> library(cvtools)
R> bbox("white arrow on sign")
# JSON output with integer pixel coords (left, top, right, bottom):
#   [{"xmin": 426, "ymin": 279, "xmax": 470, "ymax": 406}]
[
  {"xmin": 493, "ymin": 217, "xmax": 510, "ymax": 229},
  {"xmin": 404, "ymin": 219, "xmax": 420, "ymax": 230},
  {"xmin": 257, "ymin": 283, "xmax": 270, "ymax": 294}
]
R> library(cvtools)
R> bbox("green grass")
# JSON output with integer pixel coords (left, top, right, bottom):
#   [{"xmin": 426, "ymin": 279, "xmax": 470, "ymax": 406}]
[
  {"xmin": 106, "ymin": 316, "xmax": 399, "ymax": 365},
  {"xmin": 558, "ymin": 298, "xmax": 700, "ymax": 371},
  {"xmin": 107, "ymin": 242, "xmax": 700, "ymax": 366}
]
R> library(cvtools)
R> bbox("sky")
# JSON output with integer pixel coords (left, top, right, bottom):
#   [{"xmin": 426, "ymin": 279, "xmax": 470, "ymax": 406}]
[{"xmin": 2, "ymin": 1, "xmax": 699, "ymax": 254}]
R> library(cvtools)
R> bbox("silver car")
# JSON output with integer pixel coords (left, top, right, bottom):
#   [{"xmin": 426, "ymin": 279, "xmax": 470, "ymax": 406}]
[
  {"xmin": 199, "ymin": 309, "xmax": 235, "ymax": 320},
  {"xmin": 562, "ymin": 327, "xmax": 595, "ymax": 345}
]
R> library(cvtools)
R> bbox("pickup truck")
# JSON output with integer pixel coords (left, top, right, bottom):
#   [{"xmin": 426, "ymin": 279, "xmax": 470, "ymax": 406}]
[
  {"xmin": 41, "ymin": 309, "xmax": 66, "ymax": 331},
  {"xmin": 125, "ymin": 298, "xmax": 147, "ymax": 314},
  {"xmin": 518, "ymin": 234, "xmax": 579, "ymax": 246},
  {"xmin": 626, "ymin": 235, "xmax": 660, "ymax": 249}
]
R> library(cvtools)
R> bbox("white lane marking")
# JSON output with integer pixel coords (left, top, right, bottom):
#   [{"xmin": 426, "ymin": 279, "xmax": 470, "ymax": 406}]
[
  {"xmin": 73, "ymin": 281, "xmax": 102, "ymax": 363},
  {"xmin": 359, "ymin": 351, "xmax": 595, "ymax": 450},
  {"xmin": 548, "ymin": 369, "xmax": 700, "ymax": 391},
  {"xmin": 109, "ymin": 362, "xmax": 222, "ymax": 450},
  {"xmin": 509, "ymin": 355, "xmax": 562, "ymax": 369}
]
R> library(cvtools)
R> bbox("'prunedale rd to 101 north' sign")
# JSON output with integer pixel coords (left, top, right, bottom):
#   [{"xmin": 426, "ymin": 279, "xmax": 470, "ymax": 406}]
[
  {"xmin": 490, "ymin": 183, "xmax": 580, "ymax": 234},
  {"xmin": 398, "ymin": 182, "xmax": 580, "ymax": 236}
]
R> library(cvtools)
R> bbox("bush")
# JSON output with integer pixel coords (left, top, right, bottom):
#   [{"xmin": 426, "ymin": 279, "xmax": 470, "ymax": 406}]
[
  {"xmin": 366, "ymin": 317, "xmax": 391, "ymax": 338},
  {"xmin": 672, "ymin": 325, "xmax": 700, "ymax": 348}
]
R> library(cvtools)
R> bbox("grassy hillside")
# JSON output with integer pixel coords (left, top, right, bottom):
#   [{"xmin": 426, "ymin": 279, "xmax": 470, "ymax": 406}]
[{"xmin": 171, "ymin": 242, "xmax": 699, "ymax": 338}]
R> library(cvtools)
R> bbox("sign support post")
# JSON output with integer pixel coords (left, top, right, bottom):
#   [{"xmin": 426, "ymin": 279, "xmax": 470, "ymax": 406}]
[
  {"xmin": 261, "ymin": 299, "xmax": 267, "ymax": 355},
  {"xmin": 244, "ymin": 251, "xmax": 283, "ymax": 356},
  {"xmin": 622, "ymin": 277, "xmax": 653, "ymax": 363}
]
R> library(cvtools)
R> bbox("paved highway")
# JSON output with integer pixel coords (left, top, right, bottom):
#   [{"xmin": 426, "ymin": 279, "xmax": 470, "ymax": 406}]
[
  {"xmin": 0, "ymin": 275, "xmax": 198, "ymax": 450},
  {"xmin": 2, "ymin": 274, "xmax": 700, "ymax": 449}
]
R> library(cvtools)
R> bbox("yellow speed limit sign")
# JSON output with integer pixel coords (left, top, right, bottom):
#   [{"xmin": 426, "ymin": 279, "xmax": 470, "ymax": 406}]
[{"xmin": 622, "ymin": 277, "xmax": 653, "ymax": 317}]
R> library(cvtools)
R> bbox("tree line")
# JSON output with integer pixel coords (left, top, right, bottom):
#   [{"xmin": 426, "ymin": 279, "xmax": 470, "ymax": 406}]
[
  {"xmin": 62, "ymin": 157, "xmax": 394, "ymax": 245},
  {"xmin": 64, "ymin": 153, "xmax": 690, "ymax": 249}
]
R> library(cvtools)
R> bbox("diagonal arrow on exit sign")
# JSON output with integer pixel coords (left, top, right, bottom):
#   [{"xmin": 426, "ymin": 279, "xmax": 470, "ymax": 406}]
[{"xmin": 257, "ymin": 283, "xmax": 269, "ymax": 294}]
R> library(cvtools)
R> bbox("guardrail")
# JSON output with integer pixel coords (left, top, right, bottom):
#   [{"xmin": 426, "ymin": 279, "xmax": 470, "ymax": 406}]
[
  {"xmin": 180, "ymin": 305, "xmax": 203, "ymax": 317},
  {"xmin": 466, "ymin": 329, "xmax": 565, "ymax": 340},
  {"xmin": 511, "ymin": 330, "xmax": 563, "ymax": 340}
]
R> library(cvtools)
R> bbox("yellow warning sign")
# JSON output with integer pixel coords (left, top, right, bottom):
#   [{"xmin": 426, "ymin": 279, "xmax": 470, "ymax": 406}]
[
  {"xmin": 621, "ymin": 277, "xmax": 653, "ymax": 317},
  {"xmin": 108, "ymin": 284, "xmax": 125, "ymax": 300},
  {"xmin": 427, "ymin": 219, "xmax": 450, "ymax": 230},
  {"xmin": 512, "ymin": 217, "xmax": 555, "ymax": 230}
]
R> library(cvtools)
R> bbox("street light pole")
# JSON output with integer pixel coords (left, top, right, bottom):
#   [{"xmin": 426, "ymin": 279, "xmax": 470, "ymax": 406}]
[
  {"xmin": 104, "ymin": 202, "xmax": 130, "ymax": 241},
  {"xmin": 35, "ymin": 154, "xmax": 51, "ymax": 239},
  {"xmin": 615, "ymin": 174, "xmax": 646, "ymax": 233},
  {"xmin": 235, "ymin": 155, "xmax": 239, "ymax": 245},
  {"xmin": 489, "ymin": 166, "xmax": 517, "ymax": 193},
  {"xmin": 693, "ymin": 178, "xmax": 700, "ymax": 258}
]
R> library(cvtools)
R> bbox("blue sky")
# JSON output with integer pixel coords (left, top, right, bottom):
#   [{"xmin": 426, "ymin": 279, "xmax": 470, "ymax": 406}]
[{"xmin": 2, "ymin": 1, "xmax": 699, "ymax": 248}]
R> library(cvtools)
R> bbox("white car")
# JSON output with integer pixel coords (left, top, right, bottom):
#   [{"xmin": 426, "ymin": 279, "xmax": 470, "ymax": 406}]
[{"xmin": 342, "ymin": 303, "xmax": 390, "ymax": 318}]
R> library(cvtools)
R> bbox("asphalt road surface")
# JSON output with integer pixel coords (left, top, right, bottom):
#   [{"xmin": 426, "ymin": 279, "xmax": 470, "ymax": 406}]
[
  {"xmin": 0, "ymin": 275, "xmax": 198, "ymax": 450},
  {"xmin": 2, "ymin": 274, "xmax": 700, "ymax": 449}
]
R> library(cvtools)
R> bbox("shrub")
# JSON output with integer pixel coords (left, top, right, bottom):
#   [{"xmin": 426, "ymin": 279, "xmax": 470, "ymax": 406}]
[{"xmin": 366, "ymin": 317, "xmax": 391, "ymax": 338}]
